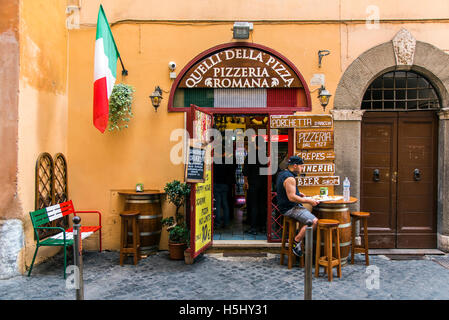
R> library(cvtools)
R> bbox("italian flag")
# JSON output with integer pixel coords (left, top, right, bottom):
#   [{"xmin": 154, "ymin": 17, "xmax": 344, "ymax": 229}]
[{"xmin": 93, "ymin": 5, "xmax": 119, "ymax": 133}]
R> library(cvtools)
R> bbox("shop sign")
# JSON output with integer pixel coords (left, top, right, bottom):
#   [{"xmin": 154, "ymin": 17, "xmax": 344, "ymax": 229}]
[
  {"xmin": 270, "ymin": 115, "xmax": 333, "ymax": 129},
  {"xmin": 302, "ymin": 163, "xmax": 335, "ymax": 175},
  {"xmin": 194, "ymin": 167, "xmax": 212, "ymax": 254},
  {"xmin": 296, "ymin": 129, "xmax": 334, "ymax": 149},
  {"xmin": 295, "ymin": 150, "xmax": 335, "ymax": 162},
  {"xmin": 185, "ymin": 142, "xmax": 206, "ymax": 183},
  {"xmin": 179, "ymin": 47, "xmax": 302, "ymax": 89},
  {"xmin": 297, "ymin": 176, "xmax": 340, "ymax": 187}
]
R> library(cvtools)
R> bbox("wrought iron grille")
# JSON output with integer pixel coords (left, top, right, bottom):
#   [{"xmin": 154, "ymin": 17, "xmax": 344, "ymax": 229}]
[
  {"xmin": 54, "ymin": 153, "xmax": 68, "ymax": 204},
  {"xmin": 362, "ymin": 71, "xmax": 440, "ymax": 111},
  {"xmin": 269, "ymin": 192, "xmax": 283, "ymax": 242},
  {"xmin": 35, "ymin": 153, "xmax": 54, "ymax": 211},
  {"xmin": 34, "ymin": 153, "xmax": 69, "ymax": 239}
]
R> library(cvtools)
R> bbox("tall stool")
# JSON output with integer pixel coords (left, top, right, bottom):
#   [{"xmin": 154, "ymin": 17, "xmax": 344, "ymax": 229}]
[
  {"xmin": 315, "ymin": 219, "xmax": 342, "ymax": 282},
  {"xmin": 120, "ymin": 210, "xmax": 141, "ymax": 266},
  {"xmin": 350, "ymin": 212, "xmax": 370, "ymax": 266},
  {"xmin": 280, "ymin": 216, "xmax": 304, "ymax": 269}
]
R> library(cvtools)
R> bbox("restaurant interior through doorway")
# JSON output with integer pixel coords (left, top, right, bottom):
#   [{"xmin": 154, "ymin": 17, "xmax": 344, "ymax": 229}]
[{"xmin": 212, "ymin": 114, "xmax": 289, "ymax": 241}]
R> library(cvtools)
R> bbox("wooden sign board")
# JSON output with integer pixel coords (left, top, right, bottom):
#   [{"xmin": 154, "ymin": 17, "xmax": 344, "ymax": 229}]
[
  {"xmin": 296, "ymin": 129, "xmax": 334, "ymax": 149},
  {"xmin": 295, "ymin": 150, "xmax": 335, "ymax": 162},
  {"xmin": 270, "ymin": 115, "xmax": 333, "ymax": 129},
  {"xmin": 297, "ymin": 176, "xmax": 340, "ymax": 187},
  {"xmin": 178, "ymin": 47, "xmax": 302, "ymax": 89},
  {"xmin": 185, "ymin": 142, "xmax": 206, "ymax": 183},
  {"xmin": 302, "ymin": 163, "xmax": 335, "ymax": 175}
]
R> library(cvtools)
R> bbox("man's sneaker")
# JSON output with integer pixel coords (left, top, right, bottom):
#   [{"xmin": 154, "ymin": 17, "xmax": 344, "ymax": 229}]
[{"xmin": 292, "ymin": 241, "xmax": 303, "ymax": 257}]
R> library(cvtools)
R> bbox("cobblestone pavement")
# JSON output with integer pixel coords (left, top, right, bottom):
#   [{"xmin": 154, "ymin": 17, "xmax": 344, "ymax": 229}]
[{"xmin": 1, "ymin": 251, "xmax": 449, "ymax": 300}]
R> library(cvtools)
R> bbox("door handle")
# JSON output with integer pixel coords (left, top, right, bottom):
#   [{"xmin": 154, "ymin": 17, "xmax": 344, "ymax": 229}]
[
  {"xmin": 373, "ymin": 169, "xmax": 380, "ymax": 182},
  {"xmin": 414, "ymin": 168, "xmax": 421, "ymax": 181},
  {"xmin": 392, "ymin": 171, "xmax": 398, "ymax": 183}
]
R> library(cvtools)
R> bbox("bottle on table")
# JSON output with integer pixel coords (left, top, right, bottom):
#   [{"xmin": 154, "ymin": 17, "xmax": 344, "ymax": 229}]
[{"xmin": 343, "ymin": 177, "xmax": 350, "ymax": 201}]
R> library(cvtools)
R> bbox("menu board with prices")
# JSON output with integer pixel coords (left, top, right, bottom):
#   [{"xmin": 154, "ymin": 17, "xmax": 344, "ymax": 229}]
[{"xmin": 270, "ymin": 113, "xmax": 339, "ymax": 187}]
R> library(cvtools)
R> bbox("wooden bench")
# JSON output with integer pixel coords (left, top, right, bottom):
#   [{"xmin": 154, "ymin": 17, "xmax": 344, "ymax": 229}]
[{"xmin": 28, "ymin": 200, "xmax": 102, "ymax": 278}]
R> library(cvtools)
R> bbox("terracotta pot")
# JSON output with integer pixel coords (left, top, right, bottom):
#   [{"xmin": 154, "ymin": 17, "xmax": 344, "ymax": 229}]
[{"xmin": 168, "ymin": 241, "xmax": 186, "ymax": 260}]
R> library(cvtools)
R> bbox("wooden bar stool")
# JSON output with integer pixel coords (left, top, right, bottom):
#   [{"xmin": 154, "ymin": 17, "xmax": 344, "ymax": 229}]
[
  {"xmin": 315, "ymin": 219, "xmax": 342, "ymax": 282},
  {"xmin": 350, "ymin": 212, "xmax": 370, "ymax": 266},
  {"xmin": 280, "ymin": 216, "xmax": 304, "ymax": 269},
  {"xmin": 120, "ymin": 210, "xmax": 141, "ymax": 266}
]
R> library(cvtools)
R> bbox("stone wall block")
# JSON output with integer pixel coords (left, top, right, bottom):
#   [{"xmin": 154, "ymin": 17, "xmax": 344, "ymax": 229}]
[
  {"xmin": 333, "ymin": 82, "xmax": 361, "ymax": 110},
  {"xmin": 0, "ymin": 219, "xmax": 24, "ymax": 279},
  {"xmin": 339, "ymin": 58, "xmax": 375, "ymax": 107},
  {"xmin": 359, "ymin": 42, "xmax": 396, "ymax": 78}
]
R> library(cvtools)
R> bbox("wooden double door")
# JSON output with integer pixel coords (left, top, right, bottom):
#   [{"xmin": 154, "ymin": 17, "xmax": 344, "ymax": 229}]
[{"xmin": 361, "ymin": 111, "xmax": 438, "ymax": 248}]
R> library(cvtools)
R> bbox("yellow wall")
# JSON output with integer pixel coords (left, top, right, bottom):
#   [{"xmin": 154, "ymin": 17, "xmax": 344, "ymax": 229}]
[
  {"xmin": 17, "ymin": 0, "xmax": 69, "ymax": 271},
  {"xmin": 15, "ymin": 0, "xmax": 449, "ymax": 265},
  {"xmin": 64, "ymin": 1, "xmax": 449, "ymax": 251},
  {"xmin": 76, "ymin": 0, "xmax": 449, "ymax": 24}
]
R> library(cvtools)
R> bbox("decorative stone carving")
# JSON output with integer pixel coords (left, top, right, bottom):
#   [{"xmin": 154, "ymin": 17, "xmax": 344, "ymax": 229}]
[
  {"xmin": 330, "ymin": 109, "xmax": 365, "ymax": 121},
  {"xmin": 392, "ymin": 28, "xmax": 416, "ymax": 66},
  {"xmin": 438, "ymin": 108, "xmax": 449, "ymax": 120}
]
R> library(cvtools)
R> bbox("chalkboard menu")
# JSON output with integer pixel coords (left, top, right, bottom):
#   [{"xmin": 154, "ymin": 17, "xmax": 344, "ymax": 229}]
[
  {"xmin": 185, "ymin": 143, "xmax": 206, "ymax": 183},
  {"xmin": 271, "ymin": 113, "xmax": 339, "ymax": 187}
]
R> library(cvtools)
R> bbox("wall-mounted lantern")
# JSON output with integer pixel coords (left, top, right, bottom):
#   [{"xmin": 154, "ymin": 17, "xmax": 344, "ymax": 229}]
[
  {"xmin": 149, "ymin": 86, "xmax": 163, "ymax": 112},
  {"xmin": 318, "ymin": 85, "xmax": 332, "ymax": 111}
]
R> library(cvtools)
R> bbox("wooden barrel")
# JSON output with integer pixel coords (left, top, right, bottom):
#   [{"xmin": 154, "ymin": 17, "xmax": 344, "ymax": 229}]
[
  {"xmin": 125, "ymin": 194, "xmax": 162, "ymax": 253},
  {"xmin": 313, "ymin": 204, "xmax": 352, "ymax": 265}
]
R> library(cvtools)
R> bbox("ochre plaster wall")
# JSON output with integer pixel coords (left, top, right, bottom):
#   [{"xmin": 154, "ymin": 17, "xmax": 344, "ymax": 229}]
[
  {"xmin": 0, "ymin": 0, "xmax": 20, "ymax": 220},
  {"xmin": 13, "ymin": 0, "xmax": 449, "ymax": 264},
  {"xmin": 67, "ymin": 22, "xmax": 342, "ymax": 251},
  {"xmin": 17, "ymin": 0, "xmax": 69, "ymax": 272}
]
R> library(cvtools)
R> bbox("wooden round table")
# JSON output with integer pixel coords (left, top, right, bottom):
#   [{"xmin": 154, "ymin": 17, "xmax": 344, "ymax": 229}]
[{"xmin": 312, "ymin": 196, "xmax": 358, "ymax": 266}]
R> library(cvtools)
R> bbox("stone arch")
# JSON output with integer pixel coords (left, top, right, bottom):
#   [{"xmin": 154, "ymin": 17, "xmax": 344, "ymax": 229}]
[
  {"xmin": 332, "ymin": 29, "xmax": 449, "ymax": 251},
  {"xmin": 334, "ymin": 33, "xmax": 449, "ymax": 110}
]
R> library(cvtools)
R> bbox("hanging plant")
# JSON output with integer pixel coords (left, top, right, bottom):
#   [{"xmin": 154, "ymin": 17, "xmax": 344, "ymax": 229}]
[{"xmin": 108, "ymin": 83, "xmax": 135, "ymax": 132}]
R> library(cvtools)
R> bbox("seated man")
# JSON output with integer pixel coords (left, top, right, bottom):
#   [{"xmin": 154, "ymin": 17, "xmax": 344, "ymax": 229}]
[{"xmin": 276, "ymin": 156, "xmax": 319, "ymax": 257}]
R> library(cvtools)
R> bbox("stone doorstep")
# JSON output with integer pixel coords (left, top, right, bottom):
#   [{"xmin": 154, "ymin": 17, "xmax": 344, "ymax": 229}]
[
  {"xmin": 207, "ymin": 240, "xmax": 282, "ymax": 254},
  {"xmin": 369, "ymin": 249, "xmax": 445, "ymax": 255},
  {"xmin": 208, "ymin": 241, "xmax": 447, "ymax": 256}
]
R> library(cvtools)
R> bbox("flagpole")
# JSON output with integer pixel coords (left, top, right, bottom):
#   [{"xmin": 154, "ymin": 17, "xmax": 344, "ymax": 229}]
[{"xmin": 119, "ymin": 56, "xmax": 128, "ymax": 76}]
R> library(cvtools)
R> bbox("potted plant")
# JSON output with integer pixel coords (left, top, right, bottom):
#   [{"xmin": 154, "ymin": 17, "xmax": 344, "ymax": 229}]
[
  {"xmin": 108, "ymin": 83, "xmax": 135, "ymax": 132},
  {"xmin": 161, "ymin": 180, "xmax": 191, "ymax": 260}
]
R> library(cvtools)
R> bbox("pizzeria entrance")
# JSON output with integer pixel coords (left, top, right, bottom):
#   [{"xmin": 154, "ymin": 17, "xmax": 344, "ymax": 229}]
[
  {"xmin": 169, "ymin": 43, "xmax": 312, "ymax": 255},
  {"xmin": 210, "ymin": 113, "xmax": 292, "ymax": 241}
]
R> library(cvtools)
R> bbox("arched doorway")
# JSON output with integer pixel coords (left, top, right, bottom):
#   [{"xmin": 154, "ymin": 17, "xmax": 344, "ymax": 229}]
[
  {"xmin": 332, "ymin": 29, "xmax": 449, "ymax": 251},
  {"xmin": 169, "ymin": 42, "xmax": 311, "ymax": 244},
  {"xmin": 360, "ymin": 70, "xmax": 439, "ymax": 248}
]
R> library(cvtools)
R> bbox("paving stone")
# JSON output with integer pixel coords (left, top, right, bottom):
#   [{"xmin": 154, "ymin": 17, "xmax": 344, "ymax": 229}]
[{"xmin": 1, "ymin": 251, "xmax": 449, "ymax": 300}]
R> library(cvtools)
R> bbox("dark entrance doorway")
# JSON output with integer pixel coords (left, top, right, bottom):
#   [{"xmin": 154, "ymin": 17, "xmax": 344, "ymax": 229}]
[
  {"xmin": 211, "ymin": 114, "xmax": 291, "ymax": 241},
  {"xmin": 360, "ymin": 70, "xmax": 440, "ymax": 248}
]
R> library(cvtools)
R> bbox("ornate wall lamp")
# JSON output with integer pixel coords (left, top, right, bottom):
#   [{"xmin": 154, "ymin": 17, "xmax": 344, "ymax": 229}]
[
  {"xmin": 318, "ymin": 85, "xmax": 332, "ymax": 111},
  {"xmin": 149, "ymin": 86, "xmax": 163, "ymax": 112},
  {"xmin": 310, "ymin": 84, "xmax": 332, "ymax": 112}
]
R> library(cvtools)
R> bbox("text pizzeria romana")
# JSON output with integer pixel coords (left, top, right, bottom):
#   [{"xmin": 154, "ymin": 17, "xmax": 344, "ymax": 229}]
[{"xmin": 183, "ymin": 48, "xmax": 296, "ymax": 89}]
